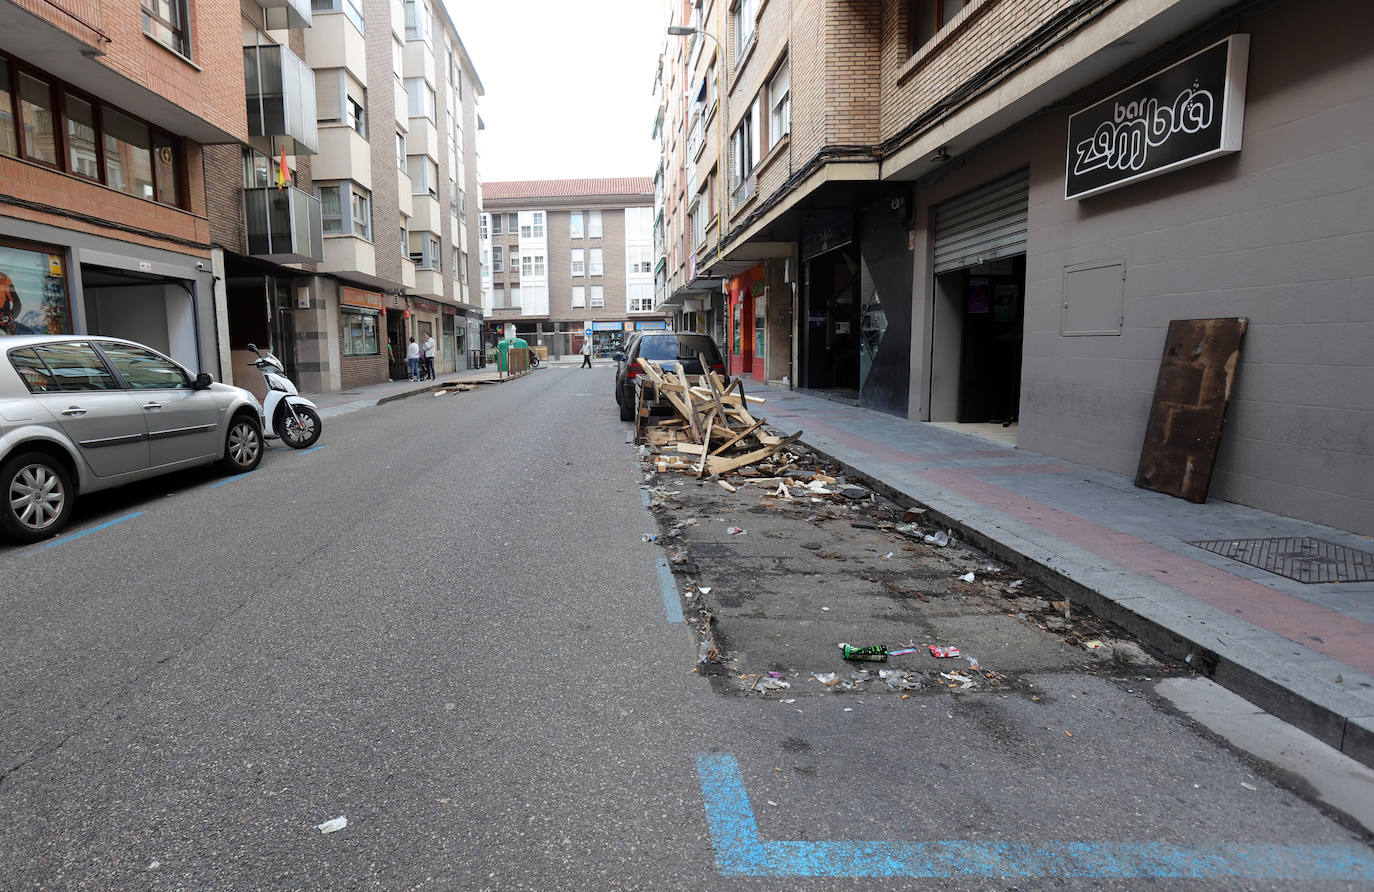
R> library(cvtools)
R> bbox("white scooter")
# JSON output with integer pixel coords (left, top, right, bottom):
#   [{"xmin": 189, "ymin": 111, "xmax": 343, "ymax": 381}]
[{"xmin": 245, "ymin": 343, "xmax": 322, "ymax": 449}]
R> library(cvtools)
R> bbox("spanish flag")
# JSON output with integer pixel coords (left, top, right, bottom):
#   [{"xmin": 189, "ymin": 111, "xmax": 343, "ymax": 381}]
[{"xmin": 277, "ymin": 146, "xmax": 291, "ymax": 191}]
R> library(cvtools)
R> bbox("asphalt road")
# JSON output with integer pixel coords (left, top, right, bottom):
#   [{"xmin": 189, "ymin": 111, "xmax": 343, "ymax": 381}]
[{"xmin": 1, "ymin": 365, "xmax": 1372, "ymax": 890}]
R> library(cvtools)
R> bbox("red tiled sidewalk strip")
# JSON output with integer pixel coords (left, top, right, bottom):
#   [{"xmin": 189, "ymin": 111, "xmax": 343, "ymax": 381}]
[{"xmin": 920, "ymin": 466, "xmax": 1374, "ymax": 676}]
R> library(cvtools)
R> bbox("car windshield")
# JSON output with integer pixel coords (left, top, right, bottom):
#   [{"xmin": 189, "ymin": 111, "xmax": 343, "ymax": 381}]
[{"xmin": 637, "ymin": 336, "xmax": 719, "ymax": 363}]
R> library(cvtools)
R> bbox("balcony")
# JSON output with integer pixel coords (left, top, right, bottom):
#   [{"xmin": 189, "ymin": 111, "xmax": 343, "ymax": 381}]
[
  {"xmin": 259, "ymin": 0, "xmax": 311, "ymax": 31},
  {"xmin": 304, "ymin": 12, "xmax": 366, "ymax": 79},
  {"xmin": 321, "ymin": 234, "xmax": 375, "ymax": 278},
  {"xmin": 244, "ymin": 44, "xmax": 319, "ymax": 155},
  {"xmin": 244, "ymin": 185, "xmax": 324, "ymax": 263},
  {"xmin": 412, "ymin": 267, "xmax": 444, "ymax": 299},
  {"xmin": 313, "ymin": 126, "xmax": 370, "ymax": 187}
]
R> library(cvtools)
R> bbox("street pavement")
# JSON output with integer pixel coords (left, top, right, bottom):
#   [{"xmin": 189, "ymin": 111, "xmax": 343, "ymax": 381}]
[
  {"xmin": 2, "ymin": 364, "xmax": 1372, "ymax": 887},
  {"xmin": 743, "ymin": 383, "xmax": 1374, "ymax": 770}
]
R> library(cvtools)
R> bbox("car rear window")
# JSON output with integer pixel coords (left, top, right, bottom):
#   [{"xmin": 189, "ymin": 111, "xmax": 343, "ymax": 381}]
[{"xmin": 637, "ymin": 336, "xmax": 720, "ymax": 363}]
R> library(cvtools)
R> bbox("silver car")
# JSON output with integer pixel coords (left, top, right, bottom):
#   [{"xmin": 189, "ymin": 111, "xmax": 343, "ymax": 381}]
[{"xmin": 0, "ymin": 335, "xmax": 264, "ymax": 543}]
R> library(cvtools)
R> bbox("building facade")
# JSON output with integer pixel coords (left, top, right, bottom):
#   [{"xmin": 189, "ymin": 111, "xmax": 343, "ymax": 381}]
[
  {"xmin": 201, "ymin": 0, "xmax": 486, "ymax": 399},
  {"xmin": 480, "ymin": 179, "xmax": 666, "ymax": 358},
  {"xmin": 656, "ymin": 0, "xmax": 1373, "ymax": 534},
  {"xmin": 0, "ymin": 0, "xmax": 246, "ymax": 374}
]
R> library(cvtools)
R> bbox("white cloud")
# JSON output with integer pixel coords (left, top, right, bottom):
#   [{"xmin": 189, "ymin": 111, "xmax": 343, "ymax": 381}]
[{"xmin": 443, "ymin": 0, "xmax": 664, "ymax": 181}]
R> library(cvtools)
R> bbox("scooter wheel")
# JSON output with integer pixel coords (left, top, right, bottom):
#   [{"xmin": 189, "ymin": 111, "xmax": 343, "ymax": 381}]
[{"xmin": 277, "ymin": 404, "xmax": 322, "ymax": 449}]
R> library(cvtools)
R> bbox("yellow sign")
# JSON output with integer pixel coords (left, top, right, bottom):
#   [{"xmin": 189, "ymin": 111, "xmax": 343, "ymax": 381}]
[{"xmin": 48, "ymin": 255, "xmax": 63, "ymax": 277}]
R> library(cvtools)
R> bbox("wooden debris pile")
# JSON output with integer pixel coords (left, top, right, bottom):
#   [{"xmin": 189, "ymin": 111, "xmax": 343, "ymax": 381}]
[{"xmin": 633, "ymin": 355, "xmax": 801, "ymax": 480}]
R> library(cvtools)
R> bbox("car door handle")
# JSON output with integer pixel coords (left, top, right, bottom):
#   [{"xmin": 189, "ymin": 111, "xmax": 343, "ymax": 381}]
[
  {"xmin": 60, "ymin": 407, "xmax": 88, "ymax": 417},
  {"xmin": 142, "ymin": 402, "xmax": 163, "ymax": 411}
]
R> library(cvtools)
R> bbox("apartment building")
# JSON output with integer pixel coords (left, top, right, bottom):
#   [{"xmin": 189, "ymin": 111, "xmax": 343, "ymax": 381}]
[
  {"xmin": 480, "ymin": 179, "xmax": 663, "ymax": 358},
  {"xmin": 0, "ymin": 0, "xmax": 245, "ymax": 373},
  {"xmin": 199, "ymin": 0, "xmax": 485, "ymax": 398},
  {"xmin": 656, "ymin": 0, "xmax": 1373, "ymax": 534}
]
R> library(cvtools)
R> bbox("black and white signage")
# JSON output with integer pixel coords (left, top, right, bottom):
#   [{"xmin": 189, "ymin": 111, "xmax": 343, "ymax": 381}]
[{"xmin": 1065, "ymin": 34, "xmax": 1249, "ymax": 200}]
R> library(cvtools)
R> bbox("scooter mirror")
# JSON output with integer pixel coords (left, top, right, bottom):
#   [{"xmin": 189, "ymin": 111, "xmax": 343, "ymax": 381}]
[{"xmin": 246, "ymin": 343, "xmax": 258, "ymax": 353}]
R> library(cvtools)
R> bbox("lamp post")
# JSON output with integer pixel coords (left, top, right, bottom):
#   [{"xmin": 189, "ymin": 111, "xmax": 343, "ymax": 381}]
[{"xmin": 667, "ymin": 24, "xmax": 726, "ymax": 267}]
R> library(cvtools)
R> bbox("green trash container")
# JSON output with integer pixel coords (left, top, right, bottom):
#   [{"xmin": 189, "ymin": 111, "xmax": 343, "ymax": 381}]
[{"xmin": 496, "ymin": 337, "xmax": 529, "ymax": 372}]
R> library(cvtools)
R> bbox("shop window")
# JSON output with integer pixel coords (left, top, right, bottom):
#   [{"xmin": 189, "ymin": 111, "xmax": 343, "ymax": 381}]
[
  {"xmin": 0, "ymin": 240, "xmax": 72, "ymax": 336},
  {"xmin": 342, "ymin": 310, "xmax": 380, "ymax": 355}
]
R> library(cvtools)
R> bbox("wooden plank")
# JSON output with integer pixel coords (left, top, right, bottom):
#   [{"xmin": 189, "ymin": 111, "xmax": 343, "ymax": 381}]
[
  {"xmin": 695, "ymin": 417, "xmax": 714, "ymax": 478},
  {"xmin": 705, "ymin": 432, "xmax": 802, "ymax": 476},
  {"xmin": 1135, "ymin": 317, "xmax": 1248, "ymax": 503},
  {"xmin": 709, "ymin": 417, "xmax": 766, "ymax": 456},
  {"xmin": 672, "ymin": 443, "xmax": 706, "ymax": 455},
  {"xmin": 698, "ymin": 352, "xmax": 734, "ymax": 428}
]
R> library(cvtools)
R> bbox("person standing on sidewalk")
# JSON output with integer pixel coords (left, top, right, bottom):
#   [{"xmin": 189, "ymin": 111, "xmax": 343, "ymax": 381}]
[
  {"xmin": 406, "ymin": 336, "xmax": 420, "ymax": 382},
  {"xmin": 423, "ymin": 332, "xmax": 436, "ymax": 381},
  {"xmin": 580, "ymin": 339, "xmax": 593, "ymax": 368}
]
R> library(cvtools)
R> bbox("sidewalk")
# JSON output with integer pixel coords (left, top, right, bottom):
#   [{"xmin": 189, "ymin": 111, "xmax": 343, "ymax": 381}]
[
  {"xmin": 303, "ymin": 364, "xmax": 532, "ymax": 418},
  {"xmin": 746, "ymin": 383, "xmax": 1374, "ymax": 769}
]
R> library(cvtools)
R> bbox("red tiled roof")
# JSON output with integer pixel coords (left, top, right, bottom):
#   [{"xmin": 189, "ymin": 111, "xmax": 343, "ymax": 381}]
[{"xmin": 481, "ymin": 177, "xmax": 654, "ymax": 201}]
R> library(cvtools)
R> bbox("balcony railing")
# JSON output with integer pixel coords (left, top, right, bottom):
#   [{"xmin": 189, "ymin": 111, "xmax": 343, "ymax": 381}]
[
  {"xmin": 245, "ymin": 44, "xmax": 319, "ymax": 155},
  {"xmin": 245, "ymin": 185, "xmax": 324, "ymax": 263}
]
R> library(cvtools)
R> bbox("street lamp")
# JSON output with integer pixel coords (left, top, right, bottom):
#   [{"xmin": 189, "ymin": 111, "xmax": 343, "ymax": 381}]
[{"xmin": 667, "ymin": 24, "xmax": 727, "ymax": 266}]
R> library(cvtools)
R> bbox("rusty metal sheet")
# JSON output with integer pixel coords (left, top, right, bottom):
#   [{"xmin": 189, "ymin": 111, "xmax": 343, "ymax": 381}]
[{"xmin": 1134, "ymin": 317, "xmax": 1247, "ymax": 503}]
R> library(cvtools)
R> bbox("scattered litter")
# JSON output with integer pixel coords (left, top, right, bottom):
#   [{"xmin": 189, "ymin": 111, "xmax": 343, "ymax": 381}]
[
  {"xmin": 1009, "ymin": 579, "xmax": 1024, "ymax": 588},
  {"xmin": 316, "ymin": 817, "xmax": 348, "ymax": 834},
  {"xmin": 839, "ymin": 485, "xmax": 869, "ymax": 500},
  {"xmin": 1241, "ymin": 782, "xmax": 1258, "ymax": 791},
  {"xmin": 879, "ymin": 669, "xmax": 917, "ymax": 690},
  {"xmin": 698, "ymin": 586, "xmax": 712, "ymax": 595},
  {"xmin": 772, "ymin": 483, "xmax": 793, "ymax": 501},
  {"xmin": 1084, "ymin": 640, "xmax": 1105, "ymax": 650},
  {"xmin": 782, "ymin": 699, "xmax": 796, "ymax": 704},
  {"xmin": 642, "ymin": 533, "xmax": 659, "ymax": 543},
  {"xmin": 924, "ymin": 531, "xmax": 950, "ymax": 547},
  {"xmin": 940, "ymin": 671, "xmax": 977, "ymax": 690},
  {"xmin": 904, "ymin": 507, "xmax": 927, "ymax": 521},
  {"xmin": 804, "ymin": 480, "xmax": 830, "ymax": 494},
  {"xmin": 433, "ymin": 389, "xmax": 447, "ymax": 397},
  {"xmin": 147, "ymin": 861, "xmax": 161, "ymax": 870},
  {"xmin": 841, "ymin": 644, "xmax": 888, "ymax": 662},
  {"xmin": 727, "ymin": 526, "xmax": 746, "ymax": 535},
  {"xmin": 638, "ymin": 445, "xmax": 652, "ymax": 457},
  {"xmin": 959, "ymin": 572, "xmax": 976, "ymax": 583},
  {"xmin": 768, "ymin": 670, "xmax": 783, "ymax": 678},
  {"xmin": 718, "ymin": 480, "xmax": 737, "ymax": 493},
  {"xmin": 821, "ymin": 606, "xmax": 831, "ymax": 612},
  {"xmin": 882, "ymin": 552, "xmax": 894, "ymax": 560},
  {"xmin": 929, "ymin": 645, "xmax": 961, "ymax": 658},
  {"xmin": 814, "ymin": 673, "xmax": 839, "ymax": 685},
  {"xmin": 894, "ymin": 523, "xmax": 922, "ymax": 537},
  {"xmin": 888, "ymin": 647, "xmax": 917, "ymax": 656},
  {"xmin": 758, "ymin": 678, "xmax": 791, "ymax": 691}
]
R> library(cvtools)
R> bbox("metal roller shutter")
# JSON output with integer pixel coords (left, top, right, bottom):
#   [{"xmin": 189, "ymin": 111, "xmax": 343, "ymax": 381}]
[{"xmin": 932, "ymin": 168, "xmax": 1029, "ymax": 274}]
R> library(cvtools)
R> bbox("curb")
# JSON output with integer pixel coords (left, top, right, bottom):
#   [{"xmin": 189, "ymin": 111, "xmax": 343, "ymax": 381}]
[{"xmin": 796, "ymin": 439, "xmax": 1374, "ymax": 771}]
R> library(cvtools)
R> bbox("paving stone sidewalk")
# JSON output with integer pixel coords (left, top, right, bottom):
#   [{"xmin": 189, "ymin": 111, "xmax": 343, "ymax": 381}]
[{"xmin": 746, "ymin": 383, "xmax": 1374, "ymax": 769}]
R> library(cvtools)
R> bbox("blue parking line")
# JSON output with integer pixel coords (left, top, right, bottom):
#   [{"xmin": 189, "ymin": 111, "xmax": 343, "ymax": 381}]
[
  {"xmin": 300, "ymin": 445, "xmax": 325, "ymax": 455},
  {"xmin": 657, "ymin": 557, "xmax": 683, "ymax": 623},
  {"xmin": 34, "ymin": 512, "xmax": 142, "ymax": 552},
  {"xmin": 209, "ymin": 473, "xmax": 251, "ymax": 488},
  {"xmin": 696, "ymin": 753, "xmax": 1374, "ymax": 880}
]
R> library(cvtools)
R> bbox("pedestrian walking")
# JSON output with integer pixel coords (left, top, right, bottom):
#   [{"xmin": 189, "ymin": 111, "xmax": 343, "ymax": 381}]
[
  {"xmin": 423, "ymin": 332, "xmax": 436, "ymax": 381},
  {"xmin": 406, "ymin": 336, "xmax": 420, "ymax": 381},
  {"xmin": 580, "ymin": 339, "xmax": 593, "ymax": 368}
]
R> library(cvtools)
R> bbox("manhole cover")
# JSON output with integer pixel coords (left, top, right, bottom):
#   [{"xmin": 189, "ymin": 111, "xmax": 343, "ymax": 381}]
[{"xmin": 1190, "ymin": 537, "xmax": 1374, "ymax": 584}]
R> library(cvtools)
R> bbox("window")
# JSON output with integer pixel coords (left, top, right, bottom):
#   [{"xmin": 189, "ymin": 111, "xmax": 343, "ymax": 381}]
[
  {"xmin": 103, "ymin": 108, "xmax": 154, "ymax": 200},
  {"xmin": 28, "ymin": 343, "xmax": 117, "ymax": 391},
  {"xmin": 909, "ymin": 0, "xmax": 971, "ymax": 50},
  {"xmin": 732, "ymin": 0, "xmax": 758, "ymax": 64},
  {"xmin": 507, "ymin": 213, "xmax": 519, "ymax": 232},
  {"xmin": 533, "ymin": 211, "xmax": 544, "ymax": 238},
  {"xmin": 589, "ymin": 248, "xmax": 603, "ymax": 276},
  {"xmin": 405, "ymin": 78, "xmax": 436, "ymax": 121},
  {"xmin": 493, "ymin": 284, "xmax": 505, "ymax": 307},
  {"xmin": 589, "ymin": 285, "xmax": 604, "ymax": 308},
  {"xmin": 400, "ymin": 216, "xmax": 408, "ymax": 257},
  {"xmin": 397, "ymin": 131, "xmax": 406, "ymax": 170},
  {"xmin": 0, "ymin": 63, "xmax": 15, "ymax": 157},
  {"xmin": 767, "ymin": 64, "xmax": 790, "ymax": 149},
  {"xmin": 18, "ymin": 72, "xmax": 57, "ymax": 166},
  {"xmin": 731, "ymin": 101, "xmax": 756, "ymax": 186},
  {"xmin": 628, "ymin": 245, "xmax": 653, "ymax": 274},
  {"xmin": 510, "ymin": 285, "xmax": 521, "ymax": 307},
  {"xmin": 480, "ymin": 214, "xmax": 488, "ymax": 239},
  {"xmin": 491, "ymin": 245, "xmax": 503, "ymax": 272},
  {"xmin": 491, "ymin": 214, "xmax": 503, "ymax": 235},
  {"xmin": 100, "ymin": 342, "xmax": 189, "ymax": 389},
  {"xmin": 404, "ymin": 0, "xmax": 431, "ymax": 43},
  {"xmin": 407, "ymin": 155, "xmax": 439, "ymax": 199},
  {"xmin": 569, "ymin": 212, "xmax": 584, "ymax": 239},
  {"xmin": 509, "ymin": 251, "xmax": 519, "ymax": 273},
  {"xmin": 571, "ymin": 248, "xmax": 584, "ymax": 276},
  {"xmin": 319, "ymin": 182, "xmax": 371, "ymax": 239},
  {"xmin": 317, "ymin": 70, "xmax": 367, "ymax": 135},
  {"xmin": 142, "ymin": 0, "xmax": 190, "ymax": 57},
  {"xmin": 689, "ymin": 200, "xmax": 703, "ymax": 248},
  {"xmin": 571, "ymin": 286, "xmax": 585, "ymax": 308},
  {"xmin": 345, "ymin": 74, "xmax": 367, "ymax": 136},
  {"xmin": 521, "ymin": 254, "xmax": 544, "ymax": 276},
  {"xmin": 65, "ymin": 94, "xmax": 97, "ymax": 180},
  {"xmin": 341, "ymin": 310, "xmax": 380, "ymax": 355},
  {"xmin": 312, "ymin": 0, "xmax": 364, "ymax": 33},
  {"xmin": 628, "ymin": 282, "xmax": 654, "ymax": 313},
  {"xmin": 587, "ymin": 210, "xmax": 602, "ymax": 238}
]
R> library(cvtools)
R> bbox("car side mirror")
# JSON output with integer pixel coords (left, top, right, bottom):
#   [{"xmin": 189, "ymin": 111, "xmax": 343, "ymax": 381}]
[
  {"xmin": 612, "ymin": 353, "xmax": 626, "ymax": 362},
  {"xmin": 192, "ymin": 372, "xmax": 213, "ymax": 390}
]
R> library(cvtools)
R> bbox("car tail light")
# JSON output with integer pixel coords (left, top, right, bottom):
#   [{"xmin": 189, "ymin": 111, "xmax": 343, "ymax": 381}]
[
  {"xmin": 626, "ymin": 366, "xmax": 642, "ymax": 379},
  {"xmin": 710, "ymin": 362, "xmax": 725, "ymax": 375}
]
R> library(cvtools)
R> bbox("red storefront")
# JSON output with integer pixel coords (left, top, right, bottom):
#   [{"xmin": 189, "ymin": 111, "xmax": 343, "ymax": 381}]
[{"xmin": 727, "ymin": 264, "xmax": 766, "ymax": 381}]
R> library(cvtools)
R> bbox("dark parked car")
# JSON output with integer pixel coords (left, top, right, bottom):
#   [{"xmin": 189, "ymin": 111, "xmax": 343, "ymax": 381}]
[{"xmin": 613, "ymin": 332, "xmax": 726, "ymax": 422}]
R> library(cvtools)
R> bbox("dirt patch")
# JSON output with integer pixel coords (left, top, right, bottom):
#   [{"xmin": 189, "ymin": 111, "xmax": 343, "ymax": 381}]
[{"xmin": 640, "ymin": 442, "xmax": 1186, "ymax": 701}]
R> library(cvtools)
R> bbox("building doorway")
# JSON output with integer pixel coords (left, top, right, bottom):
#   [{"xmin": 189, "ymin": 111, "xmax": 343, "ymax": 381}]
[
  {"xmin": 930, "ymin": 255, "xmax": 1025, "ymax": 427},
  {"xmin": 81, "ymin": 265, "xmax": 199, "ymax": 368},
  {"xmin": 800, "ymin": 243, "xmax": 862, "ymax": 398}
]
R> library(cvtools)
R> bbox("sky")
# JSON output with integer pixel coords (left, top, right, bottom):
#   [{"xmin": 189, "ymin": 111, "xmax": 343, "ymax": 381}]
[{"xmin": 444, "ymin": 0, "xmax": 665, "ymax": 183}]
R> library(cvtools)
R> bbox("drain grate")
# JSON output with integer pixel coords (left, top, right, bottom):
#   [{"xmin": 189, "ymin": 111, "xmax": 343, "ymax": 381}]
[{"xmin": 1190, "ymin": 537, "xmax": 1374, "ymax": 584}]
